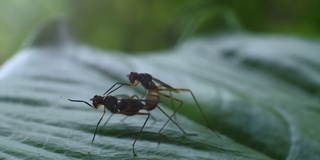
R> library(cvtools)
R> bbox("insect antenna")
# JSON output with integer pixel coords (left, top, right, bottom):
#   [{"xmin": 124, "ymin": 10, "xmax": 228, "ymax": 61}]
[{"xmin": 68, "ymin": 99, "xmax": 95, "ymax": 109}]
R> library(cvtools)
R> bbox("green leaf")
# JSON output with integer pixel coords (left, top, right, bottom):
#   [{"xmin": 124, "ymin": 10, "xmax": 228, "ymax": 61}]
[{"xmin": 1, "ymin": 21, "xmax": 319, "ymax": 159}]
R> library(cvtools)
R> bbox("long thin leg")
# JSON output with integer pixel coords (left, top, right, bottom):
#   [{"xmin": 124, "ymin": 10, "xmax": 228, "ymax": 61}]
[
  {"xmin": 169, "ymin": 91, "xmax": 177, "ymax": 121},
  {"xmin": 158, "ymin": 88, "xmax": 219, "ymax": 136},
  {"xmin": 148, "ymin": 111, "xmax": 157, "ymax": 124},
  {"xmin": 155, "ymin": 84, "xmax": 176, "ymax": 121},
  {"xmin": 130, "ymin": 91, "xmax": 187, "ymax": 133},
  {"xmin": 156, "ymin": 92, "xmax": 184, "ymax": 134},
  {"xmin": 103, "ymin": 82, "xmax": 131, "ymax": 95},
  {"xmin": 120, "ymin": 116, "xmax": 129, "ymax": 123},
  {"xmin": 130, "ymin": 112, "xmax": 150, "ymax": 156},
  {"xmin": 100, "ymin": 113, "xmax": 114, "ymax": 131},
  {"xmin": 156, "ymin": 106, "xmax": 196, "ymax": 136},
  {"xmin": 119, "ymin": 114, "xmax": 156, "ymax": 124},
  {"xmin": 88, "ymin": 107, "xmax": 107, "ymax": 154}
]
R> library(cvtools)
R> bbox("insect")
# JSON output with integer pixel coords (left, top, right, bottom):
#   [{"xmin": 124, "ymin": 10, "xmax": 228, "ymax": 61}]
[
  {"xmin": 126, "ymin": 72, "xmax": 218, "ymax": 136},
  {"xmin": 68, "ymin": 86, "xmax": 190, "ymax": 156},
  {"xmin": 68, "ymin": 94, "xmax": 148, "ymax": 156}
]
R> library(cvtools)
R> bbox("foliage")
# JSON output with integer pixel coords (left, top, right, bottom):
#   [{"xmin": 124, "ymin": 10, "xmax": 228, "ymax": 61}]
[{"xmin": 0, "ymin": 0, "xmax": 319, "ymax": 63}]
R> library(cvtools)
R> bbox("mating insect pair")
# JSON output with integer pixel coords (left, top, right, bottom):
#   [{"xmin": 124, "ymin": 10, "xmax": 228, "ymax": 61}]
[{"xmin": 69, "ymin": 72, "xmax": 215, "ymax": 156}]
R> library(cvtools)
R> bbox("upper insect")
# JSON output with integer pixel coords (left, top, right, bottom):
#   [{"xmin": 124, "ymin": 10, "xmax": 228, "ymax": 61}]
[{"xmin": 127, "ymin": 72, "xmax": 157, "ymax": 90}]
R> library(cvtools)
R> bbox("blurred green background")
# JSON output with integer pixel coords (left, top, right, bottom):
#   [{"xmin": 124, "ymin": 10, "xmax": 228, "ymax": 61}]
[{"xmin": 0, "ymin": 0, "xmax": 319, "ymax": 64}]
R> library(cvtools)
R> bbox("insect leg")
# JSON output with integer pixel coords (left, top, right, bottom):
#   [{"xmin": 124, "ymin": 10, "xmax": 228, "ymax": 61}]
[
  {"xmin": 158, "ymin": 88, "xmax": 220, "ymax": 137},
  {"xmin": 103, "ymin": 82, "xmax": 131, "ymax": 95},
  {"xmin": 100, "ymin": 113, "xmax": 114, "ymax": 131},
  {"xmin": 156, "ymin": 92, "xmax": 183, "ymax": 134},
  {"xmin": 133, "ymin": 112, "xmax": 149, "ymax": 156},
  {"xmin": 156, "ymin": 106, "xmax": 196, "ymax": 135},
  {"xmin": 88, "ymin": 107, "xmax": 107, "ymax": 154}
]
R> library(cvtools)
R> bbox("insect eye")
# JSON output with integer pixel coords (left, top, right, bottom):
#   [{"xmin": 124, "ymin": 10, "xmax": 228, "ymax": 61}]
[
  {"xmin": 91, "ymin": 95, "xmax": 103, "ymax": 107},
  {"xmin": 128, "ymin": 72, "xmax": 139, "ymax": 82}
]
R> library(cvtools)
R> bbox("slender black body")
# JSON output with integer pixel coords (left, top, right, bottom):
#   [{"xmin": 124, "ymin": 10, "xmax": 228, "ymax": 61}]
[
  {"xmin": 126, "ymin": 72, "xmax": 218, "ymax": 136},
  {"xmin": 127, "ymin": 72, "xmax": 159, "ymax": 90},
  {"xmin": 68, "ymin": 94, "xmax": 149, "ymax": 156},
  {"xmin": 90, "ymin": 95, "xmax": 143, "ymax": 115}
]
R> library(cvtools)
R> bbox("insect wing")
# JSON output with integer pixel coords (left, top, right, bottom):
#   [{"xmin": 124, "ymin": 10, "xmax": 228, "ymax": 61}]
[{"xmin": 152, "ymin": 77, "xmax": 174, "ymax": 89}]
